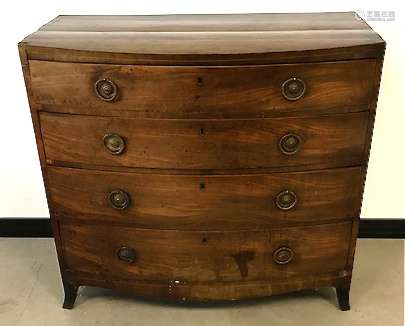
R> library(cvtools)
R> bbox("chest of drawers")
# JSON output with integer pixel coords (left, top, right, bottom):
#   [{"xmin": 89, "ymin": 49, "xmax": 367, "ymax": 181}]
[{"xmin": 19, "ymin": 13, "xmax": 385, "ymax": 310}]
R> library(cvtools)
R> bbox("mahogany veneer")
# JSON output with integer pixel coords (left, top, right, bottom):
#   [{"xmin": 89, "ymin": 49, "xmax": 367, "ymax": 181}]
[{"xmin": 19, "ymin": 13, "xmax": 385, "ymax": 310}]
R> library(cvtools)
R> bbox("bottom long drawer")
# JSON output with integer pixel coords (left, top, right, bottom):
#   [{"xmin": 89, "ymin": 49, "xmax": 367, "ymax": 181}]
[{"xmin": 60, "ymin": 222, "xmax": 352, "ymax": 283}]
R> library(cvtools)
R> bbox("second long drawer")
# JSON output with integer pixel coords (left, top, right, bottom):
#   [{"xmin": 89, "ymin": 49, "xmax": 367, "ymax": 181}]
[
  {"xmin": 48, "ymin": 166, "xmax": 363, "ymax": 229},
  {"xmin": 40, "ymin": 112, "xmax": 369, "ymax": 170}
]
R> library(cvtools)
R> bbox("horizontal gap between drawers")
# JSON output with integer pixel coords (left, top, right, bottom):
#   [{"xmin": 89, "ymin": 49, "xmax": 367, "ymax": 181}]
[
  {"xmin": 37, "ymin": 107, "xmax": 370, "ymax": 120},
  {"xmin": 57, "ymin": 218, "xmax": 353, "ymax": 233},
  {"xmin": 46, "ymin": 161, "xmax": 365, "ymax": 176}
]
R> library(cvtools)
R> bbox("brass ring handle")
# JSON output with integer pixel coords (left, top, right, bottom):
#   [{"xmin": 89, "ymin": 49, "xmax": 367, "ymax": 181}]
[
  {"xmin": 117, "ymin": 246, "xmax": 136, "ymax": 263},
  {"xmin": 273, "ymin": 246, "xmax": 294, "ymax": 265},
  {"xmin": 279, "ymin": 133, "xmax": 301, "ymax": 155},
  {"xmin": 108, "ymin": 189, "xmax": 130, "ymax": 210},
  {"xmin": 103, "ymin": 133, "xmax": 125, "ymax": 155},
  {"xmin": 95, "ymin": 78, "xmax": 118, "ymax": 102},
  {"xmin": 281, "ymin": 77, "xmax": 306, "ymax": 101},
  {"xmin": 275, "ymin": 190, "xmax": 297, "ymax": 210}
]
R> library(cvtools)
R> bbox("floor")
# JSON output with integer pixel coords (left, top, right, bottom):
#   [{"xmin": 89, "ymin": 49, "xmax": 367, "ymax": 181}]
[{"xmin": 0, "ymin": 239, "xmax": 403, "ymax": 326}]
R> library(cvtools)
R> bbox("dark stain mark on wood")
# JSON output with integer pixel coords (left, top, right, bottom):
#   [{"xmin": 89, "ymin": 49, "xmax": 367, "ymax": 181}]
[{"xmin": 231, "ymin": 251, "xmax": 256, "ymax": 278}]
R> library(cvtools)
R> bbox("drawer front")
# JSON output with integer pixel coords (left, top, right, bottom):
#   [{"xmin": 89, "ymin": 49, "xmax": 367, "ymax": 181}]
[
  {"xmin": 60, "ymin": 222, "xmax": 351, "ymax": 282},
  {"xmin": 30, "ymin": 60, "xmax": 375, "ymax": 118},
  {"xmin": 48, "ymin": 166, "xmax": 362, "ymax": 229},
  {"xmin": 40, "ymin": 112, "xmax": 368, "ymax": 169}
]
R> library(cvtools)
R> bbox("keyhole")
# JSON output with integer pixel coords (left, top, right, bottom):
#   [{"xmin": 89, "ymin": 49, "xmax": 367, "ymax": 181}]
[
  {"xmin": 197, "ymin": 76, "xmax": 203, "ymax": 86},
  {"xmin": 199, "ymin": 128, "xmax": 205, "ymax": 136},
  {"xmin": 200, "ymin": 182, "xmax": 205, "ymax": 190}
]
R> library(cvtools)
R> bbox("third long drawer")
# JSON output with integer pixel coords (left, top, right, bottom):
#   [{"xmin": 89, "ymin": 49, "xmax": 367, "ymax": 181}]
[{"xmin": 48, "ymin": 166, "xmax": 363, "ymax": 229}]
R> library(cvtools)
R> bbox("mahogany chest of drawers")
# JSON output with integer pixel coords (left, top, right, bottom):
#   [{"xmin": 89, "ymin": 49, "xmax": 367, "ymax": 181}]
[{"xmin": 19, "ymin": 13, "xmax": 385, "ymax": 310}]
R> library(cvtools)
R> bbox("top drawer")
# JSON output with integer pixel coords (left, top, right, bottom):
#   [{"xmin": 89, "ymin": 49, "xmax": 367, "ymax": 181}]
[{"xmin": 29, "ymin": 60, "xmax": 376, "ymax": 118}]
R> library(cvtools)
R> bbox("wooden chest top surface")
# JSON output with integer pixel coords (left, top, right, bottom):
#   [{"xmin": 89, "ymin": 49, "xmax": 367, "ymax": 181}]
[{"xmin": 20, "ymin": 12, "xmax": 385, "ymax": 65}]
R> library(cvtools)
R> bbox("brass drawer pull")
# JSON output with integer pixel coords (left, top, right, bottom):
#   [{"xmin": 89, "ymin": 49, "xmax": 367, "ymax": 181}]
[
  {"xmin": 279, "ymin": 133, "xmax": 301, "ymax": 155},
  {"xmin": 95, "ymin": 78, "xmax": 118, "ymax": 102},
  {"xmin": 275, "ymin": 190, "xmax": 297, "ymax": 210},
  {"xmin": 281, "ymin": 77, "xmax": 306, "ymax": 101},
  {"xmin": 103, "ymin": 133, "xmax": 125, "ymax": 155},
  {"xmin": 117, "ymin": 246, "xmax": 136, "ymax": 263},
  {"xmin": 108, "ymin": 189, "xmax": 130, "ymax": 210},
  {"xmin": 273, "ymin": 246, "xmax": 294, "ymax": 265}
]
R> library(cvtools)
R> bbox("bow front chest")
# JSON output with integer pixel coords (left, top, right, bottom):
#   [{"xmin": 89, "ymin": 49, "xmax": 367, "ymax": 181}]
[{"xmin": 19, "ymin": 13, "xmax": 385, "ymax": 310}]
